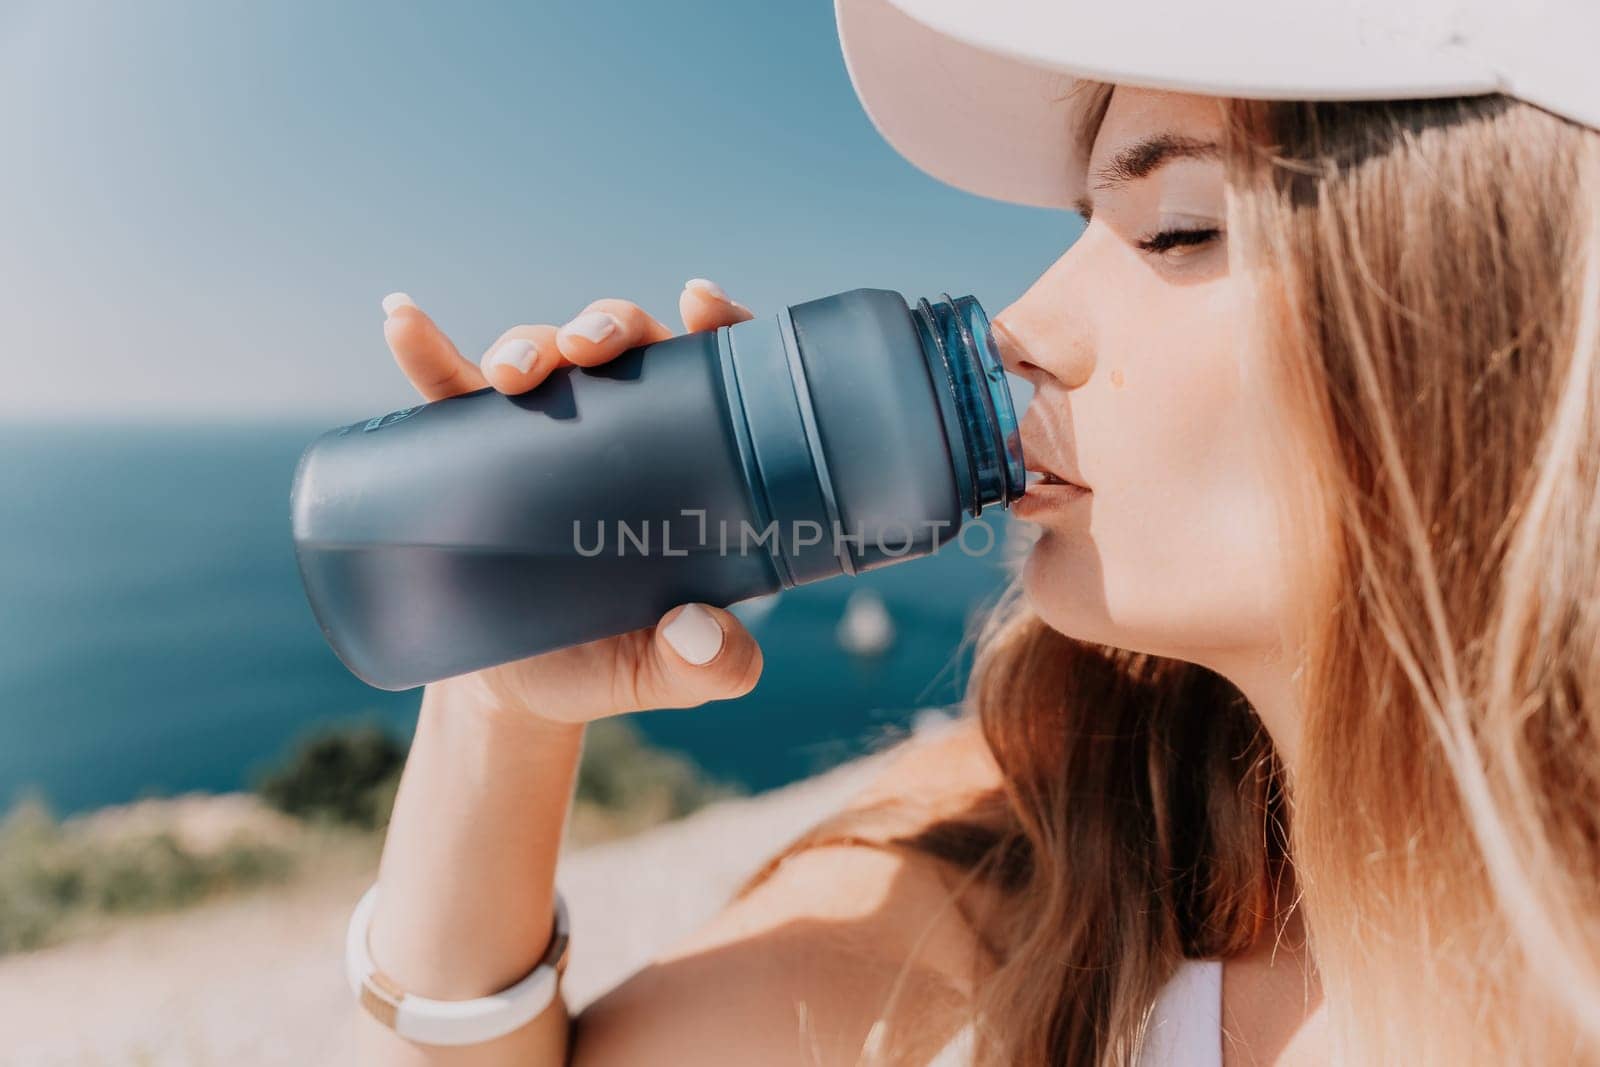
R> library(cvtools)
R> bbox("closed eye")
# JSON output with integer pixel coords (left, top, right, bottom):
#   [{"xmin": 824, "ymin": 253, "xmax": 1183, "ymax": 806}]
[{"xmin": 1134, "ymin": 226, "xmax": 1221, "ymax": 255}]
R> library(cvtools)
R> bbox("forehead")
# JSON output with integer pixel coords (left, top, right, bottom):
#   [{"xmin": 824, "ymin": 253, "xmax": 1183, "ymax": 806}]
[{"xmin": 1089, "ymin": 88, "xmax": 1228, "ymax": 166}]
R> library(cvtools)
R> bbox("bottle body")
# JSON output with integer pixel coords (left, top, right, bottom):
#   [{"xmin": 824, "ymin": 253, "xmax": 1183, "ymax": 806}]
[{"xmin": 292, "ymin": 287, "xmax": 1022, "ymax": 690}]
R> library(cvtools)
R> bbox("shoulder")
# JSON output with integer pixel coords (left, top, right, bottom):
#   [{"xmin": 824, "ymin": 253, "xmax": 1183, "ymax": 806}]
[
  {"xmin": 852, "ymin": 714, "xmax": 1003, "ymax": 812},
  {"xmin": 571, "ymin": 717, "xmax": 1004, "ymax": 1067}
]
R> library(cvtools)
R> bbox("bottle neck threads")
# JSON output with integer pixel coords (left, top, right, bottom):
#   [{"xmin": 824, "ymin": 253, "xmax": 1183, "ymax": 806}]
[{"xmin": 912, "ymin": 294, "xmax": 1026, "ymax": 517}]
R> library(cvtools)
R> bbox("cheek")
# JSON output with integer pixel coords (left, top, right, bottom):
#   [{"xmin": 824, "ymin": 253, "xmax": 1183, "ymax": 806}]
[
  {"xmin": 1105, "ymin": 285, "xmax": 1245, "ymax": 499},
  {"xmin": 1026, "ymin": 272, "xmax": 1288, "ymax": 652}
]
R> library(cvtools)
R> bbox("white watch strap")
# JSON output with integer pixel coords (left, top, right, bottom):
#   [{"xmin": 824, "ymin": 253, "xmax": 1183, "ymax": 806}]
[{"xmin": 345, "ymin": 882, "xmax": 570, "ymax": 1046}]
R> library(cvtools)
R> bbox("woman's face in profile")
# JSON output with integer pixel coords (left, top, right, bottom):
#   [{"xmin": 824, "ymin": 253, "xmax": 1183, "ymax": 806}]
[{"xmin": 995, "ymin": 87, "xmax": 1297, "ymax": 676}]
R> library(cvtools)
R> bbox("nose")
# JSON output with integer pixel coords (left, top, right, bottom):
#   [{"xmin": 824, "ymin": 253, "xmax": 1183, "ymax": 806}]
[{"xmin": 991, "ymin": 269, "xmax": 1095, "ymax": 391}]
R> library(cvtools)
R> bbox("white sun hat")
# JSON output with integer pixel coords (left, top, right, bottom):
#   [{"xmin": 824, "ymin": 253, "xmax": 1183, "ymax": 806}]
[{"xmin": 833, "ymin": 0, "xmax": 1600, "ymax": 210}]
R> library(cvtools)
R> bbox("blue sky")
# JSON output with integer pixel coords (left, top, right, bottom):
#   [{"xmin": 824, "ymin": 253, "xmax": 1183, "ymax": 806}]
[{"xmin": 1, "ymin": 0, "xmax": 1079, "ymax": 421}]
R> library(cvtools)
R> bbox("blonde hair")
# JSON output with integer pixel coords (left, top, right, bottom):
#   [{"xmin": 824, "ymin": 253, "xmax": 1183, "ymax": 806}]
[
  {"xmin": 1237, "ymin": 93, "xmax": 1600, "ymax": 1063},
  {"xmin": 736, "ymin": 88, "xmax": 1600, "ymax": 1065}
]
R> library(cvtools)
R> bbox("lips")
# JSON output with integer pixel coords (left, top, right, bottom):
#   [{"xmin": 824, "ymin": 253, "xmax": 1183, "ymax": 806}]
[
  {"xmin": 1012, "ymin": 468, "xmax": 1090, "ymax": 519},
  {"xmin": 1022, "ymin": 456, "xmax": 1090, "ymax": 492},
  {"xmin": 1019, "ymin": 420, "xmax": 1089, "ymax": 493}
]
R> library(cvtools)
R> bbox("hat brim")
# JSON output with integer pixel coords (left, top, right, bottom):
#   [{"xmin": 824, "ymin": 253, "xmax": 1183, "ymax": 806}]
[{"xmin": 834, "ymin": 0, "xmax": 1503, "ymax": 210}]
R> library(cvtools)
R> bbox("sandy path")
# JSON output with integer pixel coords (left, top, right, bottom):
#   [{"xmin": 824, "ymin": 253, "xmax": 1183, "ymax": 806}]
[{"xmin": 0, "ymin": 751, "xmax": 891, "ymax": 1067}]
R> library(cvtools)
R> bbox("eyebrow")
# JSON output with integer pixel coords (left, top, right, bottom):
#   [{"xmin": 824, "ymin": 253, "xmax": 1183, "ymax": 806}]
[{"xmin": 1072, "ymin": 133, "xmax": 1221, "ymax": 219}]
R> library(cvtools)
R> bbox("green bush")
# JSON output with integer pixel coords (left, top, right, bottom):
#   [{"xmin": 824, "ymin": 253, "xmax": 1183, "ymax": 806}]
[
  {"xmin": 0, "ymin": 796, "xmax": 68, "ymax": 952},
  {"xmin": 0, "ymin": 793, "xmax": 294, "ymax": 955},
  {"xmin": 0, "ymin": 716, "xmax": 743, "ymax": 955},
  {"xmin": 255, "ymin": 720, "xmax": 405, "ymax": 830},
  {"xmin": 251, "ymin": 716, "xmax": 742, "ymax": 841},
  {"xmin": 574, "ymin": 719, "xmax": 744, "ymax": 835}
]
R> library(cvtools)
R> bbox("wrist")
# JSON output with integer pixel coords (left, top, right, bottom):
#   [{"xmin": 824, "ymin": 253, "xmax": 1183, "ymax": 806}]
[
  {"xmin": 349, "ymin": 880, "xmax": 571, "ymax": 1046},
  {"xmin": 372, "ymin": 679, "xmax": 583, "ymax": 999},
  {"xmin": 423, "ymin": 673, "xmax": 587, "ymax": 741}
]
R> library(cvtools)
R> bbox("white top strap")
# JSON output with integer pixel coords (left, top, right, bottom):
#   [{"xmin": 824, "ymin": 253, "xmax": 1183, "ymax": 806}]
[
  {"xmin": 922, "ymin": 958, "xmax": 1223, "ymax": 1067},
  {"xmin": 1137, "ymin": 959, "xmax": 1224, "ymax": 1067}
]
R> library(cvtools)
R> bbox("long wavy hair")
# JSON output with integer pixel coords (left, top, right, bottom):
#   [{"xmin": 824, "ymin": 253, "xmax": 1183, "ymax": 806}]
[{"xmin": 734, "ymin": 86, "xmax": 1600, "ymax": 1065}]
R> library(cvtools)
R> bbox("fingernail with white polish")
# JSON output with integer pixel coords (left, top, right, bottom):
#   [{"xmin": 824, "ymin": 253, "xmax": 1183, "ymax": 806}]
[
  {"xmin": 488, "ymin": 338, "xmax": 538, "ymax": 374},
  {"xmin": 382, "ymin": 292, "xmax": 415, "ymax": 316},
  {"xmin": 662, "ymin": 604, "xmax": 724, "ymax": 665},
  {"xmin": 685, "ymin": 277, "xmax": 729, "ymax": 302},
  {"xmin": 559, "ymin": 311, "xmax": 620, "ymax": 345}
]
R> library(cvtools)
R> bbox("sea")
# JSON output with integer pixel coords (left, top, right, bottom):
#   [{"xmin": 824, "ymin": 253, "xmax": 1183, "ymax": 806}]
[{"xmin": 0, "ymin": 423, "xmax": 1022, "ymax": 816}]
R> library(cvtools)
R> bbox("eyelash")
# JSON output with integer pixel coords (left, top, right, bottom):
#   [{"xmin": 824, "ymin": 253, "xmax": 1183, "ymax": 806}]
[{"xmin": 1134, "ymin": 226, "xmax": 1222, "ymax": 256}]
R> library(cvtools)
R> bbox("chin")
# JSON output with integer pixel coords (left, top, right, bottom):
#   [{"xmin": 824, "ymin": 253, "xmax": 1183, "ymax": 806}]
[
  {"xmin": 1018, "ymin": 543, "xmax": 1109, "ymax": 644},
  {"xmin": 1018, "ymin": 541, "xmax": 1175, "ymax": 658}
]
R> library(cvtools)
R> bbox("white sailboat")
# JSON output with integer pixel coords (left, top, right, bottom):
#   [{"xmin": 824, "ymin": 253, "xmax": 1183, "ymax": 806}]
[{"xmin": 836, "ymin": 588, "xmax": 895, "ymax": 657}]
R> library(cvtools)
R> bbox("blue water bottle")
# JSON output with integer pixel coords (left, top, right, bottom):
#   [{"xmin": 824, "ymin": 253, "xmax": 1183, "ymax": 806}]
[{"xmin": 291, "ymin": 287, "xmax": 1025, "ymax": 690}]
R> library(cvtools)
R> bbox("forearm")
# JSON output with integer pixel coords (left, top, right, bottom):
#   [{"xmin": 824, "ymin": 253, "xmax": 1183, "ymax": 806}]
[{"xmin": 355, "ymin": 675, "xmax": 587, "ymax": 1065}]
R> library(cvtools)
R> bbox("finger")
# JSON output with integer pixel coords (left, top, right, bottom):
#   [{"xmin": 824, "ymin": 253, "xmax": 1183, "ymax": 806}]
[
  {"xmin": 626, "ymin": 603, "xmax": 764, "ymax": 712},
  {"xmin": 381, "ymin": 293, "xmax": 488, "ymax": 401},
  {"xmin": 678, "ymin": 277, "xmax": 755, "ymax": 333},
  {"xmin": 480, "ymin": 325, "xmax": 564, "ymax": 395},
  {"xmin": 554, "ymin": 298, "xmax": 675, "ymax": 367}
]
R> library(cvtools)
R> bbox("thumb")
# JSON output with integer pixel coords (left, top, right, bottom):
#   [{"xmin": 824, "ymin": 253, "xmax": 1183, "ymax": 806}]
[{"xmin": 638, "ymin": 603, "xmax": 763, "ymax": 710}]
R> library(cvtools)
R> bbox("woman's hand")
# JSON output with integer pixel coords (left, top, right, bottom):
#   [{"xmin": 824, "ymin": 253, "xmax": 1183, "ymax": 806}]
[{"xmin": 379, "ymin": 279, "xmax": 764, "ymax": 725}]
